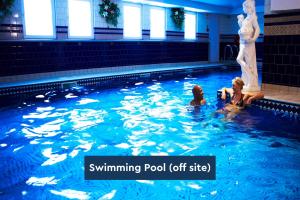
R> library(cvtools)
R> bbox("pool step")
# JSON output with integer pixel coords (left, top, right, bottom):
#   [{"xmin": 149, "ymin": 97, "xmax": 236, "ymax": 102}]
[{"xmin": 60, "ymin": 81, "xmax": 78, "ymax": 90}]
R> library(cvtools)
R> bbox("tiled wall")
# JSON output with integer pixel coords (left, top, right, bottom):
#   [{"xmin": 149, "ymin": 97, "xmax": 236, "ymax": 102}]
[
  {"xmin": 263, "ymin": 12, "xmax": 300, "ymax": 87},
  {"xmin": 0, "ymin": 41, "xmax": 208, "ymax": 77},
  {"xmin": 0, "ymin": 0, "xmax": 266, "ymax": 78},
  {"xmin": 0, "ymin": 1, "xmax": 210, "ymax": 76}
]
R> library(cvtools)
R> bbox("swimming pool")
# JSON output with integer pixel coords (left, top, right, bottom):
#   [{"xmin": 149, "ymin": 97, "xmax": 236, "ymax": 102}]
[{"xmin": 0, "ymin": 69, "xmax": 299, "ymax": 199}]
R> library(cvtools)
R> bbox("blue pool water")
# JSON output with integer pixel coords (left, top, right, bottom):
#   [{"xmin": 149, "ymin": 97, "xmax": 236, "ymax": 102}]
[{"xmin": 0, "ymin": 70, "xmax": 299, "ymax": 199}]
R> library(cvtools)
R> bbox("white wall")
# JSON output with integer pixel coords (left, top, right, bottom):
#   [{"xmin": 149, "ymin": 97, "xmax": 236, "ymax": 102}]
[
  {"xmin": 265, "ymin": 0, "xmax": 300, "ymax": 15},
  {"xmin": 270, "ymin": 0, "xmax": 300, "ymax": 11}
]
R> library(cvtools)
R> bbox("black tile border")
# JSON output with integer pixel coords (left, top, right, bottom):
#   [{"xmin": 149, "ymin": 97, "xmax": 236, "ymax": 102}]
[
  {"xmin": 264, "ymin": 12, "xmax": 300, "ymax": 18},
  {"xmin": 94, "ymin": 27, "xmax": 123, "ymax": 35},
  {"xmin": 142, "ymin": 29, "xmax": 150, "ymax": 36},
  {"xmin": 0, "ymin": 24, "xmax": 208, "ymax": 41},
  {"xmin": 2, "ymin": 65, "xmax": 297, "ymax": 118},
  {"xmin": 265, "ymin": 21, "xmax": 300, "ymax": 26},
  {"xmin": 197, "ymin": 33, "xmax": 209, "ymax": 38},
  {"xmin": 220, "ymin": 34, "xmax": 264, "ymax": 40},
  {"xmin": 217, "ymin": 90, "xmax": 300, "ymax": 118},
  {"xmin": 0, "ymin": 23, "xmax": 23, "ymax": 33},
  {"xmin": 56, "ymin": 26, "xmax": 68, "ymax": 34},
  {"xmin": 0, "ymin": 64, "xmax": 236, "ymax": 97}
]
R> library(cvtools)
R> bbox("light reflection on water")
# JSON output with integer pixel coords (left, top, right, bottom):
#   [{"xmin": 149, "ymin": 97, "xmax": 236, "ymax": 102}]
[{"xmin": 0, "ymin": 71, "xmax": 299, "ymax": 199}]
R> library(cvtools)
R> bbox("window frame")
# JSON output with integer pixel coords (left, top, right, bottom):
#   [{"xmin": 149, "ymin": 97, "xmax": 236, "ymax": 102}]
[
  {"xmin": 22, "ymin": 0, "xmax": 56, "ymax": 39},
  {"xmin": 67, "ymin": 0, "xmax": 94, "ymax": 39},
  {"xmin": 123, "ymin": 3, "xmax": 142, "ymax": 39},
  {"xmin": 150, "ymin": 6, "xmax": 166, "ymax": 40}
]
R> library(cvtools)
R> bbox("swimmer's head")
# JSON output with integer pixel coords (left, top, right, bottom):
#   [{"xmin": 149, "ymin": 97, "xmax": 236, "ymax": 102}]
[
  {"xmin": 192, "ymin": 85, "xmax": 204, "ymax": 100},
  {"xmin": 232, "ymin": 77, "xmax": 244, "ymax": 92}
]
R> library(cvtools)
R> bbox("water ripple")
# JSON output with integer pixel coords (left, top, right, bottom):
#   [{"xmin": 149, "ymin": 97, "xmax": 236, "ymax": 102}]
[{"xmin": 0, "ymin": 71, "xmax": 299, "ymax": 199}]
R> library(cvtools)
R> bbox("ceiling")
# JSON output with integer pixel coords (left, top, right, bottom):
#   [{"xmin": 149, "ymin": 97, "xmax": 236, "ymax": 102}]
[
  {"xmin": 123, "ymin": 0, "xmax": 265, "ymax": 14},
  {"xmin": 191, "ymin": 0, "xmax": 265, "ymax": 8}
]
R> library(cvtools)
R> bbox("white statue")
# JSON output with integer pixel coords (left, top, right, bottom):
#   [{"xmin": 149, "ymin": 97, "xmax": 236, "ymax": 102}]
[{"xmin": 236, "ymin": 0, "xmax": 260, "ymax": 92}]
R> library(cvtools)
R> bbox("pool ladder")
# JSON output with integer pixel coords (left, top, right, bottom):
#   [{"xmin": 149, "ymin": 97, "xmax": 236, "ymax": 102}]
[{"xmin": 223, "ymin": 44, "xmax": 239, "ymax": 64}]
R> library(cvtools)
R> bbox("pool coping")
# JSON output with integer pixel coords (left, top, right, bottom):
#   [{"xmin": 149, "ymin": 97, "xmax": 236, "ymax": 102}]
[
  {"xmin": 0, "ymin": 62, "xmax": 236, "ymax": 96},
  {"xmin": 1, "ymin": 62, "xmax": 299, "ymax": 118},
  {"xmin": 0, "ymin": 61, "xmax": 221, "ymax": 89},
  {"xmin": 216, "ymin": 90, "xmax": 300, "ymax": 118}
]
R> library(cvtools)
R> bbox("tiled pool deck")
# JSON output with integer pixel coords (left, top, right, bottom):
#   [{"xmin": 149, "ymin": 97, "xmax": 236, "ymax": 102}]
[
  {"xmin": 262, "ymin": 84, "xmax": 300, "ymax": 105},
  {"xmin": 0, "ymin": 61, "xmax": 299, "ymax": 105}
]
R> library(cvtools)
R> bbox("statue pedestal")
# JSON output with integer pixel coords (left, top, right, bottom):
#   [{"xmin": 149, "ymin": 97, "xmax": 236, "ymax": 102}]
[
  {"xmin": 242, "ymin": 90, "xmax": 264, "ymax": 96},
  {"xmin": 243, "ymin": 85, "xmax": 261, "ymax": 93}
]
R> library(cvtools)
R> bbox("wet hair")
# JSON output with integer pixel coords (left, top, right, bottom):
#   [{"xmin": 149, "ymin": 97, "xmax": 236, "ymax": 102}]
[{"xmin": 232, "ymin": 77, "xmax": 245, "ymax": 89}]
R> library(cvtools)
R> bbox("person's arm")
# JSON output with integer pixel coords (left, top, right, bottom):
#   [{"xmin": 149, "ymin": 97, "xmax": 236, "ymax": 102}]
[
  {"xmin": 245, "ymin": 92, "xmax": 264, "ymax": 104},
  {"xmin": 221, "ymin": 88, "xmax": 227, "ymax": 100},
  {"xmin": 221, "ymin": 87, "xmax": 233, "ymax": 100}
]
